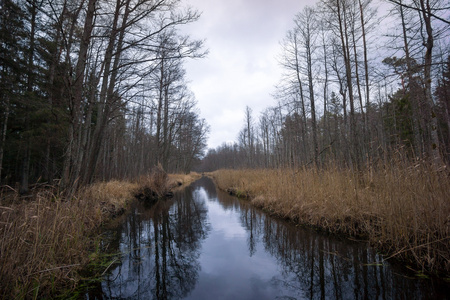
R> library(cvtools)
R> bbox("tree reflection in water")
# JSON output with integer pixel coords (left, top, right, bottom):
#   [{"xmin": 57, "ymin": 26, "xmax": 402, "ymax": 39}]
[
  {"xmin": 89, "ymin": 177, "xmax": 447, "ymax": 300},
  {"xmin": 90, "ymin": 183, "xmax": 209, "ymax": 299},
  {"xmin": 203, "ymin": 177, "xmax": 447, "ymax": 300}
]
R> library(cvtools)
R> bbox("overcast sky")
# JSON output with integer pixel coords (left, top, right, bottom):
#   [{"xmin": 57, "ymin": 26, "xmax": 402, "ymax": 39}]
[{"xmin": 181, "ymin": 0, "xmax": 313, "ymax": 149}]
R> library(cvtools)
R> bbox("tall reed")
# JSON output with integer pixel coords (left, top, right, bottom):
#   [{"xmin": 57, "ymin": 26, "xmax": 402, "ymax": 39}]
[
  {"xmin": 0, "ymin": 181, "xmax": 137, "ymax": 298},
  {"xmin": 210, "ymin": 163, "xmax": 450, "ymax": 275},
  {"xmin": 0, "ymin": 172, "xmax": 200, "ymax": 298}
]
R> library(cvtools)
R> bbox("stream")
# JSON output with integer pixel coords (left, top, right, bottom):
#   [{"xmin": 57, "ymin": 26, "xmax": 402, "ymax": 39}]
[{"xmin": 86, "ymin": 177, "xmax": 448, "ymax": 299}]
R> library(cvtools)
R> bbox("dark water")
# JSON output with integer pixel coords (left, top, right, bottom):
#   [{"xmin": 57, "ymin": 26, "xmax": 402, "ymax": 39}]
[{"xmin": 87, "ymin": 177, "xmax": 448, "ymax": 299}]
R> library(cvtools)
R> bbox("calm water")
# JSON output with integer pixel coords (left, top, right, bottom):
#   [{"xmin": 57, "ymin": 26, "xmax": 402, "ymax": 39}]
[{"xmin": 86, "ymin": 177, "xmax": 449, "ymax": 299}]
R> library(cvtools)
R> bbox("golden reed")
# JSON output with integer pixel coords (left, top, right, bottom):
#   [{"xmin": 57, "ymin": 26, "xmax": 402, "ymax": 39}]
[
  {"xmin": 0, "ymin": 172, "xmax": 200, "ymax": 298},
  {"xmin": 210, "ymin": 164, "xmax": 449, "ymax": 275}
]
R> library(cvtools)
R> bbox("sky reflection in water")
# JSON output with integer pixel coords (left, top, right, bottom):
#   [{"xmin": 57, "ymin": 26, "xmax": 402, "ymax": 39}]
[{"xmin": 87, "ymin": 177, "xmax": 448, "ymax": 300}]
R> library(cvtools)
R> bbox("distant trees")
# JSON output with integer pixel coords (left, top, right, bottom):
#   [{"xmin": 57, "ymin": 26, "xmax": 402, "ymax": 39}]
[
  {"xmin": 435, "ymin": 56, "xmax": 450, "ymax": 159},
  {"xmin": 199, "ymin": 0, "xmax": 449, "ymax": 171},
  {"xmin": 0, "ymin": 0, "xmax": 208, "ymax": 193},
  {"xmin": 238, "ymin": 106, "xmax": 256, "ymax": 167}
]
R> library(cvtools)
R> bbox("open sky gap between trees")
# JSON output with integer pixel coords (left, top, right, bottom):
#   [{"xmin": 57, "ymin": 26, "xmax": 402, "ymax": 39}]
[
  {"xmin": 0, "ymin": 0, "xmax": 449, "ymax": 189},
  {"xmin": 0, "ymin": 0, "xmax": 449, "ymax": 297},
  {"xmin": 199, "ymin": 0, "xmax": 449, "ymax": 172}
]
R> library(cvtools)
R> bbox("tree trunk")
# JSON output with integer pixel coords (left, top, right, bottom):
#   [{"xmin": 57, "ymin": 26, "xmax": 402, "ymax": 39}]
[
  {"xmin": 399, "ymin": 0, "xmax": 422, "ymax": 157},
  {"xmin": 294, "ymin": 35, "xmax": 308, "ymax": 164},
  {"xmin": 359, "ymin": 0, "xmax": 371, "ymax": 147},
  {"xmin": 84, "ymin": 0, "xmax": 122, "ymax": 184},
  {"xmin": 305, "ymin": 19, "xmax": 319, "ymax": 167},
  {"xmin": 337, "ymin": 0, "xmax": 359, "ymax": 169},
  {"xmin": 20, "ymin": 0, "xmax": 38, "ymax": 194},
  {"xmin": 0, "ymin": 97, "xmax": 9, "ymax": 182},
  {"xmin": 322, "ymin": 31, "xmax": 330, "ymax": 150},
  {"xmin": 419, "ymin": 0, "xmax": 442, "ymax": 165},
  {"xmin": 156, "ymin": 57, "xmax": 164, "ymax": 167},
  {"xmin": 62, "ymin": 0, "xmax": 96, "ymax": 192}
]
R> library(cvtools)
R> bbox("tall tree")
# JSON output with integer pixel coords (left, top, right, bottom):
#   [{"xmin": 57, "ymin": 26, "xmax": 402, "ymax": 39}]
[
  {"xmin": 0, "ymin": 0, "xmax": 26, "ymax": 182},
  {"xmin": 418, "ymin": 0, "xmax": 442, "ymax": 164},
  {"xmin": 295, "ymin": 7, "xmax": 319, "ymax": 166}
]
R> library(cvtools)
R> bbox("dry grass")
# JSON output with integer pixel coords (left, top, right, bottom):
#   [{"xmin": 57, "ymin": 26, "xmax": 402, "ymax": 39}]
[
  {"xmin": 209, "ymin": 163, "xmax": 450, "ymax": 275},
  {"xmin": 0, "ymin": 170, "xmax": 201, "ymax": 298},
  {"xmin": 168, "ymin": 172, "xmax": 202, "ymax": 189},
  {"xmin": 0, "ymin": 180, "xmax": 136, "ymax": 299},
  {"xmin": 82, "ymin": 180, "xmax": 138, "ymax": 214},
  {"xmin": 136, "ymin": 166, "xmax": 202, "ymax": 200}
]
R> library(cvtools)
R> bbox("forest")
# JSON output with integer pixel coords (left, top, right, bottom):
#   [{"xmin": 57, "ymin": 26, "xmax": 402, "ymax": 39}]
[
  {"xmin": 0, "ymin": 0, "xmax": 209, "ymax": 196},
  {"xmin": 0, "ymin": 0, "xmax": 449, "ymax": 297},
  {"xmin": 1, "ymin": 0, "xmax": 449, "ymax": 188},
  {"xmin": 200, "ymin": 0, "xmax": 449, "ymax": 172}
]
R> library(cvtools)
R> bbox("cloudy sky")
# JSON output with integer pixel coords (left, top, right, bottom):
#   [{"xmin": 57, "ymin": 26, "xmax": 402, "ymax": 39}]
[{"xmin": 181, "ymin": 0, "xmax": 312, "ymax": 149}]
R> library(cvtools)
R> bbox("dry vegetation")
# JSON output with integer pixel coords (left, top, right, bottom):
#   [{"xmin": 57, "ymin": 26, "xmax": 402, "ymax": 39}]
[
  {"xmin": 0, "ymin": 171, "xmax": 200, "ymax": 299},
  {"xmin": 168, "ymin": 172, "xmax": 202, "ymax": 189},
  {"xmin": 209, "ymin": 163, "xmax": 450, "ymax": 275},
  {"xmin": 135, "ymin": 165, "xmax": 201, "ymax": 202}
]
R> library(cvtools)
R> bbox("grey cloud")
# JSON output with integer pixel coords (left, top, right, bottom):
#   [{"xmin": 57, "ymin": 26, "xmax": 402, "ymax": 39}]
[{"xmin": 182, "ymin": 0, "xmax": 312, "ymax": 148}]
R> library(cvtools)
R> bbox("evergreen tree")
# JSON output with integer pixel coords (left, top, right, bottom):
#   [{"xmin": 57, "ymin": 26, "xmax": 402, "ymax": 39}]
[{"xmin": 0, "ymin": 0, "xmax": 27, "ymax": 183}]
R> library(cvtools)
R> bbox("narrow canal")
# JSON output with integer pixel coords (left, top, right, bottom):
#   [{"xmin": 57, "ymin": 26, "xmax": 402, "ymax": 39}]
[{"xmin": 86, "ymin": 177, "xmax": 448, "ymax": 299}]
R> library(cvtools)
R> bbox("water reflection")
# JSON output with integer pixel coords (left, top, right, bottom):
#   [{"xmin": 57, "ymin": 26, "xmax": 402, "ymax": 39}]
[
  {"xmin": 88, "ymin": 184, "xmax": 209, "ymax": 299},
  {"xmin": 200, "ymin": 178, "xmax": 447, "ymax": 300},
  {"xmin": 88, "ymin": 177, "xmax": 448, "ymax": 300}
]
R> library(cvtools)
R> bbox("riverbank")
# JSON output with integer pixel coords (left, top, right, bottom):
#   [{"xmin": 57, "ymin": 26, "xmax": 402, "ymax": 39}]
[
  {"xmin": 209, "ymin": 164, "xmax": 449, "ymax": 276},
  {"xmin": 0, "ymin": 172, "xmax": 201, "ymax": 299}
]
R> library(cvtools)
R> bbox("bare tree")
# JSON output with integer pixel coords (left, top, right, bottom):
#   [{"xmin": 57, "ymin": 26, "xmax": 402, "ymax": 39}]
[{"xmin": 295, "ymin": 7, "xmax": 320, "ymax": 166}]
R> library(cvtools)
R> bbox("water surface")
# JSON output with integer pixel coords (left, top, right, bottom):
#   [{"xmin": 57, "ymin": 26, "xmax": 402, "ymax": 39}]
[{"xmin": 87, "ymin": 177, "xmax": 448, "ymax": 299}]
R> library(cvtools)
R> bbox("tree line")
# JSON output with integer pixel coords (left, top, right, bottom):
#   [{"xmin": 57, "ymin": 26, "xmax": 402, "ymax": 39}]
[
  {"xmin": 200, "ymin": 0, "xmax": 449, "ymax": 171},
  {"xmin": 0, "ymin": 0, "xmax": 209, "ymax": 194}
]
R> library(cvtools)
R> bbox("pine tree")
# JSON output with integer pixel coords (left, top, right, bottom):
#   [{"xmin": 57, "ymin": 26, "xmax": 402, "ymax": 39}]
[{"xmin": 0, "ymin": 0, "xmax": 27, "ymax": 183}]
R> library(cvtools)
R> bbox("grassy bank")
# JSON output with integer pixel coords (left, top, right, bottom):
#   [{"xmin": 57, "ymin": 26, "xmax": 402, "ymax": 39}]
[
  {"xmin": 209, "ymin": 165, "xmax": 449, "ymax": 276},
  {"xmin": 168, "ymin": 172, "xmax": 202, "ymax": 188},
  {"xmin": 0, "ymin": 172, "xmax": 200, "ymax": 299}
]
